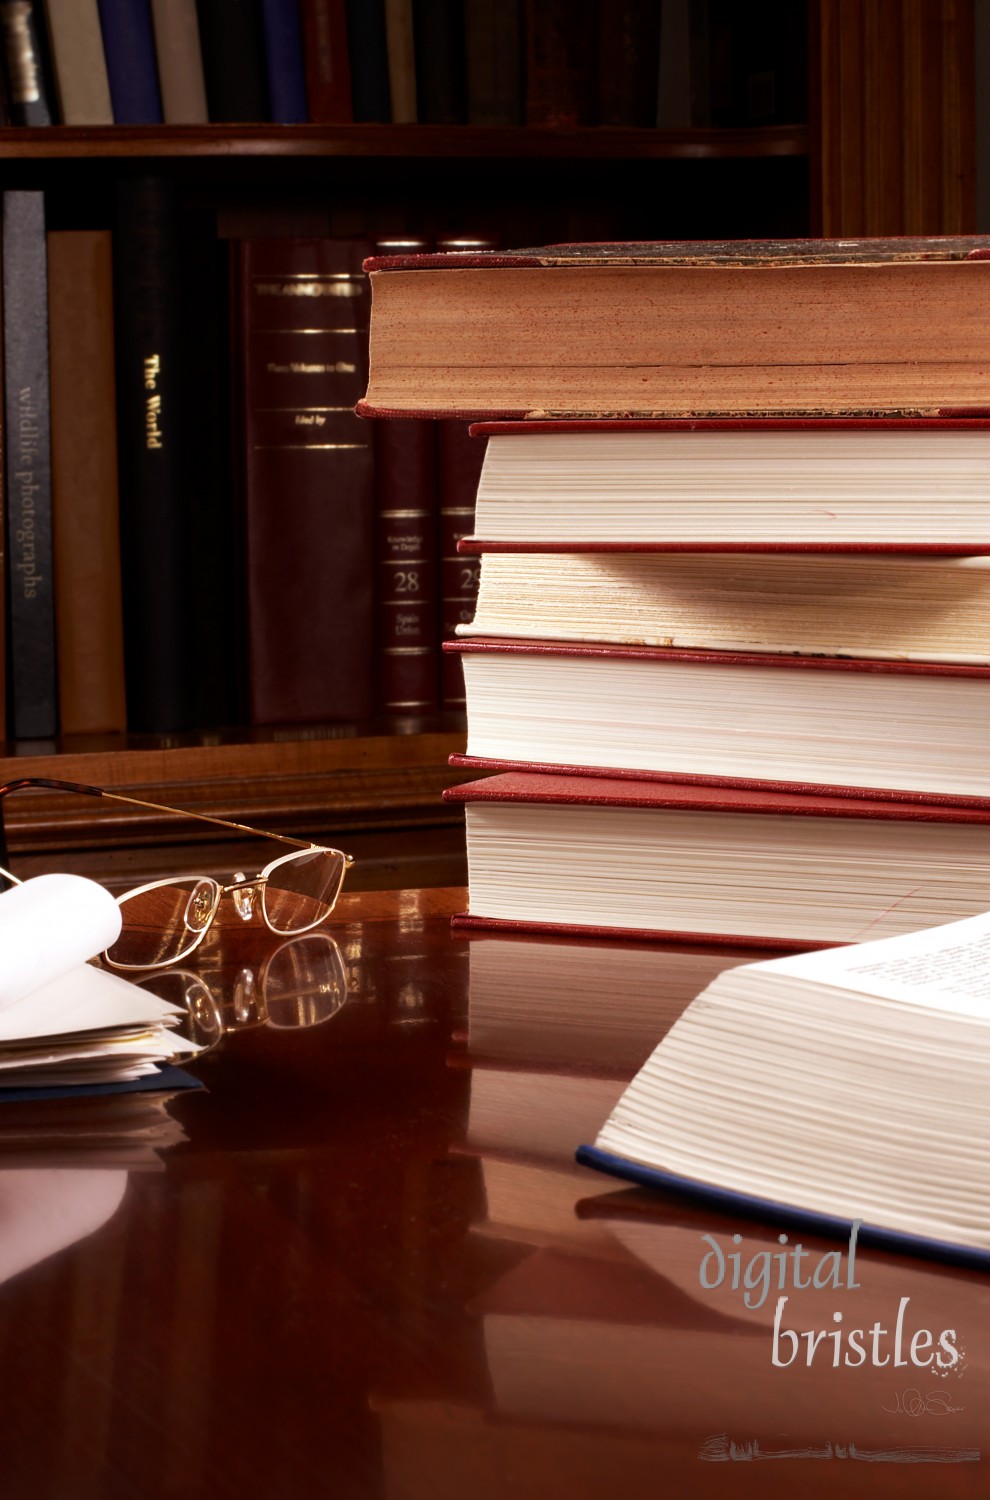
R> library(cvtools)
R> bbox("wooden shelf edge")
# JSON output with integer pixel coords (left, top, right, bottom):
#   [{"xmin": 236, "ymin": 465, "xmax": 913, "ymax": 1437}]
[{"xmin": 0, "ymin": 122, "xmax": 810, "ymax": 162}]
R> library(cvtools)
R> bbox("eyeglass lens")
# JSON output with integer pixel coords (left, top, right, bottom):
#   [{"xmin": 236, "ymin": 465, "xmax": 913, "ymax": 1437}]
[
  {"xmin": 107, "ymin": 877, "xmax": 221, "ymax": 969},
  {"xmin": 263, "ymin": 849, "xmax": 347, "ymax": 934}
]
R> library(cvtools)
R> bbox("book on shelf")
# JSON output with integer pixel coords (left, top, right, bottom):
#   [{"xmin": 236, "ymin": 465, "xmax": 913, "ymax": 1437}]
[
  {"xmin": 384, "ymin": 0, "xmax": 416, "ymax": 121},
  {"xmin": 47, "ymin": 229, "xmax": 128, "ymax": 736},
  {"xmin": 437, "ymin": 422, "xmax": 485, "ymax": 708},
  {"xmin": 373, "ymin": 235, "xmax": 439, "ymax": 716},
  {"xmin": 598, "ymin": 0, "xmax": 661, "ymax": 127},
  {"xmin": 446, "ymin": 640, "xmax": 990, "ymax": 804},
  {"xmin": 234, "ymin": 234, "xmax": 375, "ymax": 726},
  {"xmin": 345, "ymin": 0, "xmax": 390, "ymax": 120},
  {"xmin": 524, "ymin": 0, "xmax": 595, "ymax": 126},
  {"xmin": 578, "ymin": 905, "xmax": 990, "ymax": 1264},
  {"xmin": 150, "ymin": 0, "xmax": 209, "ymax": 123},
  {"xmin": 358, "ymin": 237, "xmax": 990, "ymax": 419},
  {"xmin": 300, "ymin": 0, "xmax": 353, "ymax": 121},
  {"xmin": 260, "ymin": 0, "xmax": 308, "ymax": 123},
  {"xmin": 0, "ymin": 873, "xmax": 199, "ymax": 1089},
  {"xmin": 444, "ymin": 771, "xmax": 990, "ymax": 949},
  {"xmin": 462, "ymin": 418, "xmax": 990, "ymax": 550},
  {"xmin": 113, "ymin": 177, "xmax": 235, "ymax": 734},
  {"xmin": 413, "ymin": 0, "xmax": 465, "ymax": 123},
  {"xmin": 0, "ymin": 0, "xmax": 54, "ymax": 124},
  {"xmin": 3, "ymin": 190, "xmax": 56, "ymax": 740},
  {"xmin": 96, "ymin": 0, "xmax": 164, "ymax": 123},
  {"xmin": 464, "ymin": 0, "xmax": 522, "ymax": 125},
  {"xmin": 44, "ymin": 0, "xmax": 113, "ymax": 124},
  {"xmin": 195, "ymin": 0, "xmax": 270, "ymax": 121}
]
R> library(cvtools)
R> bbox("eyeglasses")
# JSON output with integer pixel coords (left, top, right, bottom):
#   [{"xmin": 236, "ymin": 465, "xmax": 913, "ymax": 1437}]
[{"xmin": 0, "ymin": 776, "xmax": 354, "ymax": 972}]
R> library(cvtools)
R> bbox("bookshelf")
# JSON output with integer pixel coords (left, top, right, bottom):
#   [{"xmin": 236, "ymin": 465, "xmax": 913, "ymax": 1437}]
[{"xmin": 0, "ymin": 0, "xmax": 975, "ymax": 885}]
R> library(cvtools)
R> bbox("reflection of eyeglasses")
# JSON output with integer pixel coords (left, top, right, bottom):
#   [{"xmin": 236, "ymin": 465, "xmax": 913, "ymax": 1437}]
[
  {"xmin": 137, "ymin": 931, "xmax": 350, "ymax": 1051},
  {"xmin": 0, "ymin": 777, "xmax": 354, "ymax": 972}
]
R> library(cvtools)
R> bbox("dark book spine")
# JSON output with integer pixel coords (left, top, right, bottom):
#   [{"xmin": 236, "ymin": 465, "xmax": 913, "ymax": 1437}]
[
  {"xmin": 299, "ymin": 0, "xmax": 352, "ymax": 121},
  {"xmin": 236, "ymin": 237, "xmax": 376, "ymax": 726},
  {"xmin": 2, "ymin": 192, "xmax": 56, "ymax": 739},
  {"xmin": 0, "ymin": 0, "xmax": 54, "ymax": 123},
  {"xmin": 375, "ymin": 419, "xmax": 439, "ymax": 714},
  {"xmin": 345, "ymin": 0, "xmax": 389, "ymax": 119},
  {"xmin": 437, "ymin": 422, "xmax": 484, "ymax": 709},
  {"xmin": 196, "ymin": 0, "xmax": 270, "ymax": 121},
  {"xmin": 95, "ymin": 0, "xmax": 164, "ymax": 123},
  {"xmin": 464, "ymin": 0, "xmax": 522, "ymax": 125},
  {"xmin": 260, "ymin": 0, "xmax": 307, "ymax": 122},
  {"xmin": 524, "ymin": 0, "xmax": 596, "ymax": 127},
  {"xmin": 598, "ymin": 0, "xmax": 661, "ymax": 127},
  {"xmin": 413, "ymin": 0, "xmax": 465, "ymax": 124},
  {"xmin": 112, "ymin": 178, "xmax": 196, "ymax": 733}
]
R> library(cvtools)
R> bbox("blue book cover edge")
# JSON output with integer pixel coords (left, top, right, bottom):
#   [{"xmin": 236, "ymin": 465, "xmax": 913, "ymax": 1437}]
[{"xmin": 575, "ymin": 1145, "xmax": 990, "ymax": 1273}]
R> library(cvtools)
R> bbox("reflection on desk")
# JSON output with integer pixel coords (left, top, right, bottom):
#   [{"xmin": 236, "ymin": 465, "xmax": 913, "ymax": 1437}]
[{"xmin": 0, "ymin": 887, "xmax": 983, "ymax": 1500}]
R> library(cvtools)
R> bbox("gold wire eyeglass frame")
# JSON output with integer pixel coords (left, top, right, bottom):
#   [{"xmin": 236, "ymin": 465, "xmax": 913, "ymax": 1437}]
[{"xmin": 0, "ymin": 776, "xmax": 355, "ymax": 972}]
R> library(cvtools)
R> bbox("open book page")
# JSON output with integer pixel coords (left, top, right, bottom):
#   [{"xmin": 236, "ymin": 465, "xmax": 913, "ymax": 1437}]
[
  {"xmin": 741, "ymin": 908, "xmax": 990, "ymax": 1016},
  {"xmin": 0, "ymin": 962, "xmax": 185, "ymax": 1043},
  {"xmin": 0, "ymin": 874, "xmax": 121, "ymax": 1008}
]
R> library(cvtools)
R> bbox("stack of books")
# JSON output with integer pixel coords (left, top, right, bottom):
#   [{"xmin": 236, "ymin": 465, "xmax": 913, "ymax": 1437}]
[{"xmin": 361, "ymin": 235, "xmax": 990, "ymax": 951}]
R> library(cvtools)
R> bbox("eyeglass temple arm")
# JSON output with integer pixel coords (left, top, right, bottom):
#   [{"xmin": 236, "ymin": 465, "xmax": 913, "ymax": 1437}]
[{"xmin": 0, "ymin": 776, "xmax": 317, "ymax": 852}]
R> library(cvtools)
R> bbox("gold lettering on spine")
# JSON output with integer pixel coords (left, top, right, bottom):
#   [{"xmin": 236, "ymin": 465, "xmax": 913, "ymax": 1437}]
[{"xmin": 143, "ymin": 354, "xmax": 163, "ymax": 449}]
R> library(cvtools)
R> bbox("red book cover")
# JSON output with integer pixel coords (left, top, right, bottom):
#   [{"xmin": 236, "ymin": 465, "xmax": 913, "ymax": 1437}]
[
  {"xmin": 444, "ymin": 771, "xmax": 990, "ymax": 948},
  {"xmin": 300, "ymin": 0, "xmax": 353, "ymax": 120},
  {"xmin": 524, "ymin": 0, "xmax": 596, "ymax": 126},
  {"xmin": 446, "ymin": 638, "xmax": 990, "ymax": 807},
  {"xmin": 236, "ymin": 237, "xmax": 375, "ymax": 725},
  {"xmin": 455, "ymin": 416, "xmax": 990, "ymax": 553}
]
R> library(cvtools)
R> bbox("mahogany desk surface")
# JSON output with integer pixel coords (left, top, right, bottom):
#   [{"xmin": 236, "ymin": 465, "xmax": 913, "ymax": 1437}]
[{"xmin": 0, "ymin": 887, "xmax": 985, "ymax": 1500}]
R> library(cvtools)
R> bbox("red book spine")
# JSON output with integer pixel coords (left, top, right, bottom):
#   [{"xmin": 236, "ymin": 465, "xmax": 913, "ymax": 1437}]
[
  {"xmin": 375, "ymin": 417, "xmax": 439, "ymax": 712},
  {"xmin": 437, "ymin": 422, "xmax": 485, "ymax": 707},
  {"xmin": 237, "ymin": 236, "xmax": 375, "ymax": 725},
  {"xmin": 299, "ymin": 0, "xmax": 353, "ymax": 120}
]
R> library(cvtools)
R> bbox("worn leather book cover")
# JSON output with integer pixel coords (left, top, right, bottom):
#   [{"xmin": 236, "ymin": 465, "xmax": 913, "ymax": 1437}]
[
  {"xmin": 3, "ymin": 191, "xmax": 55, "ymax": 738},
  {"xmin": 236, "ymin": 236, "xmax": 376, "ymax": 725},
  {"xmin": 357, "ymin": 236, "xmax": 990, "ymax": 419},
  {"xmin": 47, "ymin": 230, "xmax": 127, "ymax": 735}
]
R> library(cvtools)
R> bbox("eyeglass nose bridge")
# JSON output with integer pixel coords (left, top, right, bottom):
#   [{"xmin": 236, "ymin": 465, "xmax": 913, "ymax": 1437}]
[{"xmin": 223, "ymin": 872, "xmax": 267, "ymax": 923}]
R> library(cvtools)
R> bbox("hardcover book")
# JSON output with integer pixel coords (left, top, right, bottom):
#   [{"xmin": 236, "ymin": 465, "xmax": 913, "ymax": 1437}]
[
  {"xmin": 461, "ymin": 417, "xmax": 990, "ymax": 550},
  {"xmin": 447, "ymin": 639, "xmax": 990, "ymax": 803},
  {"xmin": 579, "ymin": 906, "xmax": 990, "ymax": 1263},
  {"xmin": 444, "ymin": 771, "xmax": 990, "ymax": 948},
  {"xmin": 3, "ymin": 190, "xmax": 56, "ymax": 739},
  {"xmin": 358, "ymin": 237, "xmax": 990, "ymax": 418},
  {"xmin": 235, "ymin": 235, "xmax": 376, "ymax": 725}
]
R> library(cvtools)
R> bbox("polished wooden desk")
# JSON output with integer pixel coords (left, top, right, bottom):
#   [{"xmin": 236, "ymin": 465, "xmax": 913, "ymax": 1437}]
[{"xmin": 0, "ymin": 887, "xmax": 986, "ymax": 1500}]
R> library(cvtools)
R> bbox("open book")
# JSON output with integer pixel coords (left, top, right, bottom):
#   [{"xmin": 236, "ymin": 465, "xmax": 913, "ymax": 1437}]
[
  {"xmin": 578, "ymin": 908, "xmax": 990, "ymax": 1263},
  {"xmin": 0, "ymin": 873, "xmax": 198, "ymax": 1089}
]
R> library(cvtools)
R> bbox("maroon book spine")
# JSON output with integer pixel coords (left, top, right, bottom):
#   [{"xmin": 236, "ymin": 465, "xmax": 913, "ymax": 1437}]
[
  {"xmin": 299, "ymin": 0, "xmax": 353, "ymax": 120},
  {"xmin": 524, "ymin": 0, "xmax": 596, "ymax": 126},
  {"xmin": 437, "ymin": 422, "xmax": 485, "ymax": 707},
  {"xmin": 375, "ymin": 417, "xmax": 439, "ymax": 712},
  {"xmin": 237, "ymin": 236, "xmax": 375, "ymax": 725}
]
